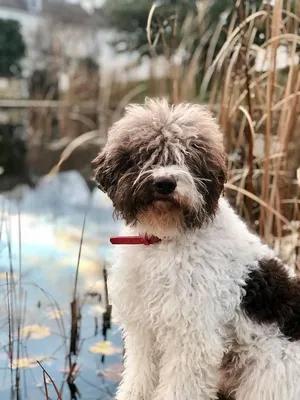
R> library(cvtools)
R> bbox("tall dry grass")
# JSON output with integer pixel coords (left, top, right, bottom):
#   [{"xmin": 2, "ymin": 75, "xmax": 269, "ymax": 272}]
[
  {"xmin": 142, "ymin": 0, "xmax": 300, "ymax": 268},
  {"xmin": 205, "ymin": 0, "xmax": 300, "ymax": 268},
  {"xmin": 51, "ymin": 0, "xmax": 299, "ymax": 266}
]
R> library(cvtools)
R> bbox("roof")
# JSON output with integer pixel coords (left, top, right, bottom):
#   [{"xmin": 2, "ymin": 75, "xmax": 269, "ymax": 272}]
[
  {"xmin": 0, "ymin": 0, "xmax": 26, "ymax": 10},
  {"xmin": 42, "ymin": 0, "xmax": 106, "ymax": 26},
  {"xmin": 0, "ymin": 0, "xmax": 106, "ymax": 27}
]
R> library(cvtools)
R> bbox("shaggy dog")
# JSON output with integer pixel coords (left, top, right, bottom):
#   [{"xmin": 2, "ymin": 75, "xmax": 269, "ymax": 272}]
[{"xmin": 93, "ymin": 99, "xmax": 300, "ymax": 400}]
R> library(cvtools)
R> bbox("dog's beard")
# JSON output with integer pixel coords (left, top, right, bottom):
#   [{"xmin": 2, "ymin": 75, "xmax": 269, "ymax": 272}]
[
  {"xmin": 137, "ymin": 200, "xmax": 183, "ymax": 238},
  {"xmin": 135, "ymin": 192, "xmax": 203, "ymax": 237},
  {"xmin": 150, "ymin": 195, "xmax": 179, "ymax": 210}
]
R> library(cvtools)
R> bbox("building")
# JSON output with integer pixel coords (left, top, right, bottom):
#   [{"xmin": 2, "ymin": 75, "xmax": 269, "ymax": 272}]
[
  {"xmin": 0, "ymin": 0, "xmax": 105, "ymax": 75},
  {"xmin": 0, "ymin": 0, "xmax": 151, "ymax": 80}
]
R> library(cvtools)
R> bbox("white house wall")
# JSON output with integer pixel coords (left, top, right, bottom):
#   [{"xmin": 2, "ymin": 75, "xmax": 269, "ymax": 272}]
[{"xmin": 0, "ymin": 6, "xmax": 153, "ymax": 81}]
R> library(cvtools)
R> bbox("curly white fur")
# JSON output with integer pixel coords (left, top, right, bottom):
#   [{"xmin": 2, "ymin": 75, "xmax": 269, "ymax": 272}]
[
  {"xmin": 108, "ymin": 198, "xmax": 300, "ymax": 400},
  {"xmin": 92, "ymin": 99, "xmax": 300, "ymax": 400}
]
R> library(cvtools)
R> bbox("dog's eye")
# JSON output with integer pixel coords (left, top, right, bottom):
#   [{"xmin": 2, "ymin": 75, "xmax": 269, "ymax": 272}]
[
  {"xmin": 124, "ymin": 158, "xmax": 134, "ymax": 170},
  {"xmin": 116, "ymin": 150, "xmax": 135, "ymax": 171}
]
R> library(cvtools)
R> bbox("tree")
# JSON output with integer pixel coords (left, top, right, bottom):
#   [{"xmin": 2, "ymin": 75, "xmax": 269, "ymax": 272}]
[
  {"xmin": 105, "ymin": 0, "xmax": 198, "ymax": 56},
  {"xmin": 105, "ymin": 0, "xmax": 245, "ymax": 55},
  {"xmin": 0, "ymin": 19, "xmax": 26, "ymax": 77}
]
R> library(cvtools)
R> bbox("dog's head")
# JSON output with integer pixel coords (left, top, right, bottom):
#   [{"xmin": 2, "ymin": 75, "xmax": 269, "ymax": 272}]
[{"xmin": 93, "ymin": 99, "xmax": 226, "ymax": 237}]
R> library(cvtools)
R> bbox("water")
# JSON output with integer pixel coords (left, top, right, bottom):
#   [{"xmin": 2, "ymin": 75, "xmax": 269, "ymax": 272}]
[{"xmin": 0, "ymin": 171, "xmax": 122, "ymax": 400}]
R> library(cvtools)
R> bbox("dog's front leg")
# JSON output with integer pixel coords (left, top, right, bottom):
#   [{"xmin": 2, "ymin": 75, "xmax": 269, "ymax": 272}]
[
  {"xmin": 152, "ymin": 332, "xmax": 221, "ymax": 400},
  {"xmin": 116, "ymin": 324, "xmax": 158, "ymax": 400}
]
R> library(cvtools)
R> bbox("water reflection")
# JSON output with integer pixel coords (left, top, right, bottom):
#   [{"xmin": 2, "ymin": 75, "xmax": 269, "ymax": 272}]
[{"xmin": 0, "ymin": 171, "xmax": 122, "ymax": 400}]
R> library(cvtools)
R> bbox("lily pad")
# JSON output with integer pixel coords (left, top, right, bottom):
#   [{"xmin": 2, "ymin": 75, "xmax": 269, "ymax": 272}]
[
  {"xmin": 20, "ymin": 325, "xmax": 51, "ymax": 340},
  {"xmin": 89, "ymin": 341, "xmax": 122, "ymax": 356}
]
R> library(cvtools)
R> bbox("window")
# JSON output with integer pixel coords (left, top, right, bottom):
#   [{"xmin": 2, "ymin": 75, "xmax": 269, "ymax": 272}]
[{"xmin": 26, "ymin": 0, "xmax": 42, "ymax": 12}]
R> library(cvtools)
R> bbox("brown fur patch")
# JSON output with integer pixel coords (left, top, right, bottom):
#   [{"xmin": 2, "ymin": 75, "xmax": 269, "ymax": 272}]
[{"xmin": 242, "ymin": 258, "xmax": 300, "ymax": 341}]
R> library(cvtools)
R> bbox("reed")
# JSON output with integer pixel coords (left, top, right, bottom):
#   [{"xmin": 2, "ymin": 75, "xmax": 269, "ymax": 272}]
[{"xmin": 142, "ymin": 0, "xmax": 300, "ymax": 267}]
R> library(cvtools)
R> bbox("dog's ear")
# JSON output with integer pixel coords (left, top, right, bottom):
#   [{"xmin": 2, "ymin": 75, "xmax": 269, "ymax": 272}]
[
  {"xmin": 93, "ymin": 145, "xmax": 133, "ymax": 196},
  {"xmin": 92, "ymin": 150, "xmax": 111, "ymax": 194}
]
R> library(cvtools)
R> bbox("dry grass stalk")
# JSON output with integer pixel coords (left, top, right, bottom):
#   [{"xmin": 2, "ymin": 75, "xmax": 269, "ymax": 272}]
[
  {"xmin": 42, "ymin": 371, "xmax": 49, "ymax": 400},
  {"xmin": 261, "ymin": 0, "xmax": 283, "ymax": 237},
  {"xmin": 47, "ymin": 130, "xmax": 103, "ymax": 176},
  {"xmin": 37, "ymin": 361, "xmax": 63, "ymax": 400}
]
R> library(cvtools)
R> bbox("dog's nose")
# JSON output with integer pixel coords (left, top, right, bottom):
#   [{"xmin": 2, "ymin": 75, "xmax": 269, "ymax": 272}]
[{"xmin": 153, "ymin": 177, "xmax": 177, "ymax": 195}]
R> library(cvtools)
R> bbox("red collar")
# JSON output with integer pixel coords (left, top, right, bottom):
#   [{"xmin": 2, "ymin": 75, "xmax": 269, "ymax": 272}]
[{"xmin": 110, "ymin": 234, "xmax": 161, "ymax": 246}]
